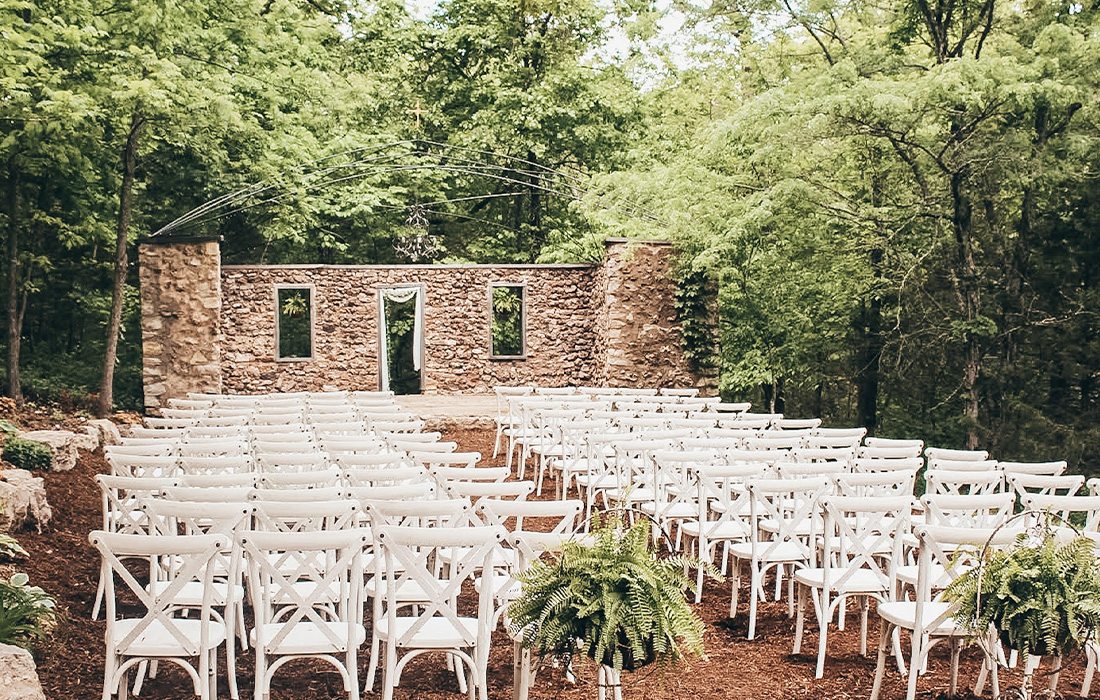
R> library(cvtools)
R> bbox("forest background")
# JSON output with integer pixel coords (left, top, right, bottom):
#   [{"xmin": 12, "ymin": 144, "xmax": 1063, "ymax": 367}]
[{"xmin": 3, "ymin": 0, "xmax": 1098, "ymax": 467}]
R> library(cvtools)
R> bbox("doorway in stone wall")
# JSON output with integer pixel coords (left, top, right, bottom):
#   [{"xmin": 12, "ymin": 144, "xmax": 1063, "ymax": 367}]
[{"xmin": 378, "ymin": 286, "xmax": 423, "ymax": 395}]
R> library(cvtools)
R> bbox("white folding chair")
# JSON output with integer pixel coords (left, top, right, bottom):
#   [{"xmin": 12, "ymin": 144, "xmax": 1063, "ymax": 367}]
[
  {"xmin": 871, "ymin": 524, "xmax": 1015, "ymax": 700},
  {"xmin": 730, "ymin": 477, "xmax": 829, "ymax": 639},
  {"xmin": 144, "ymin": 500, "xmax": 253, "ymax": 699},
  {"xmin": 924, "ymin": 447, "xmax": 988, "ymax": 462},
  {"xmin": 346, "ymin": 483, "xmax": 437, "ymax": 504},
  {"xmin": 680, "ymin": 464, "xmax": 765, "ymax": 602},
  {"xmin": 374, "ymin": 525, "xmax": 504, "ymax": 700},
  {"xmin": 242, "ymin": 529, "xmax": 369, "ymax": 700},
  {"xmin": 1007, "ymin": 473, "xmax": 1084, "ymax": 499},
  {"xmin": 792, "ymin": 495, "xmax": 912, "ymax": 678},
  {"xmin": 443, "ymin": 480, "xmax": 535, "ymax": 503},
  {"xmin": 256, "ymin": 469, "xmax": 341, "ymax": 490},
  {"xmin": 92, "ymin": 475, "xmax": 179, "ymax": 620},
  {"xmin": 834, "ymin": 470, "xmax": 917, "ymax": 497},
  {"xmin": 925, "ymin": 469, "xmax": 1004, "ymax": 496},
  {"xmin": 921, "ymin": 493, "xmax": 1015, "ymax": 528},
  {"xmin": 998, "ymin": 460, "xmax": 1067, "ymax": 476},
  {"xmin": 91, "ymin": 531, "xmax": 227, "ymax": 700},
  {"xmin": 429, "ymin": 465, "xmax": 509, "ymax": 483}
]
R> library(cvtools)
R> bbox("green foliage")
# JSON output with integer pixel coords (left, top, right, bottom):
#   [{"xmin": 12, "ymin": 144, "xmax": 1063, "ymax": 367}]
[
  {"xmin": 508, "ymin": 514, "xmax": 716, "ymax": 671},
  {"xmin": 0, "ymin": 535, "xmax": 27, "ymax": 562},
  {"xmin": 2, "ymin": 438, "xmax": 52, "ymax": 472},
  {"xmin": 0, "ymin": 573, "xmax": 56, "ymax": 650},
  {"xmin": 944, "ymin": 532, "xmax": 1100, "ymax": 656},
  {"xmin": 491, "ymin": 286, "xmax": 524, "ymax": 357},
  {"xmin": 276, "ymin": 289, "xmax": 312, "ymax": 360}
]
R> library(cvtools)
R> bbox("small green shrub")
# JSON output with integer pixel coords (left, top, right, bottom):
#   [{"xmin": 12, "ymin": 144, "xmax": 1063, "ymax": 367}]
[
  {"xmin": 0, "ymin": 573, "xmax": 56, "ymax": 649},
  {"xmin": 0, "ymin": 534, "xmax": 27, "ymax": 562},
  {"xmin": 2, "ymin": 438, "xmax": 53, "ymax": 471}
]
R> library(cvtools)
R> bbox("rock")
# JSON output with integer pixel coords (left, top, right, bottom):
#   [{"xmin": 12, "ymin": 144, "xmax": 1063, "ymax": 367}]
[
  {"xmin": 0, "ymin": 471, "xmax": 51, "ymax": 532},
  {"xmin": 15, "ymin": 431, "xmax": 79, "ymax": 472},
  {"xmin": 87, "ymin": 418, "xmax": 122, "ymax": 446},
  {"xmin": 0, "ymin": 644, "xmax": 46, "ymax": 700},
  {"xmin": 71, "ymin": 429, "xmax": 99, "ymax": 452}
]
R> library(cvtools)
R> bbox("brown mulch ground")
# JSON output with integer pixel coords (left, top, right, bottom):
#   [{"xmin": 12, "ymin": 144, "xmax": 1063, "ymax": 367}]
[{"xmin": 9, "ymin": 425, "xmax": 1096, "ymax": 699}]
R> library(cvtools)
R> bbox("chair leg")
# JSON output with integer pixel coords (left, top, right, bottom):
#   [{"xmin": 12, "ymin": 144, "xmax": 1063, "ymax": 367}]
[
  {"xmin": 747, "ymin": 568, "xmax": 761, "ymax": 640},
  {"xmin": 365, "ymin": 628, "xmax": 381, "ymax": 691},
  {"xmin": 859, "ymin": 596, "xmax": 870, "ymax": 657},
  {"xmin": 948, "ymin": 637, "xmax": 962, "ymax": 696},
  {"xmin": 347, "ymin": 648, "xmax": 360, "ymax": 700},
  {"xmin": 870, "ymin": 621, "xmax": 891, "ymax": 700},
  {"xmin": 729, "ymin": 559, "xmax": 741, "ymax": 619},
  {"xmin": 792, "ymin": 584, "xmax": 806, "ymax": 654},
  {"xmin": 1082, "ymin": 644, "xmax": 1097, "ymax": 697},
  {"xmin": 906, "ymin": 632, "xmax": 924, "ymax": 700},
  {"xmin": 816, "ymin": 615, "xmax": 830, "ymax": 679},
  {"xmin": 92, "ymin": 576, "xmax": 105, "ymax": 620}
]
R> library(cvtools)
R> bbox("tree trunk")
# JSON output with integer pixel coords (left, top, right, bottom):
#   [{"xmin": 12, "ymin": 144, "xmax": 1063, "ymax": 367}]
[
  {"xmin": 857, "ymin": 173, "xmax": 887, "ymax": 435},
  {"xmin": 97, "ymin": 111, "xmax": 144, "ymax": 417},
  {"xmin": 951, "ymin": 170, "xmax": 982, "ymax": 448},
  {"xmin": 5, "ymin": 162, "xmax": 22, "ymax": 404}
]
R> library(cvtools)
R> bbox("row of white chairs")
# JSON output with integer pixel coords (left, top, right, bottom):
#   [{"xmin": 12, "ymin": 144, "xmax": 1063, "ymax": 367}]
[{"xmin": 93, "ymin": 487, "xmax": 584, "ymax": 700}]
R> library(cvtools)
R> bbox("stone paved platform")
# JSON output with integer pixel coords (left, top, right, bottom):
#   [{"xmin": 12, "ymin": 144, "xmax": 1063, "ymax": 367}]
[{"xmin": 395, "ymin": 394, "xmax": 497, "ymax": 428}]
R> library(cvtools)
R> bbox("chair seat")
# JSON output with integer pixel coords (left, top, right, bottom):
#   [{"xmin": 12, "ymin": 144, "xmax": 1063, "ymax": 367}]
[
  {"xmin": 364, "ymin": 578, "xmax": 439, "ymax": 603},
  {"xmin": 639, "ymin": 502, "xmax": 696, "ymax": 519},
  {"xmin": 148, "ymin": 580, "xmax": 241, "ymax": 607},
  {"xmin": 877, "ymin": 601, "xmax": 961, "ymax": 635},
  {"xmin": 252, "ymin": 621, "xmax": 366, "ymax": 654},
  {"xmin": 574, "ymin": 474, "xmax": 619, "ymax": 489},
  {"xmin": 114, "ymin": 618, "xmax": 227, "ymax": 657},
  {"xmin": 729, "ymin": 540, "xmax": 810, "ymax": 562},
  {"xmin": 603, "ymin": 487, "xmax": 656, "ymax": 503},
  {"xmin": 474, "ymin": 572, "xmax": 519, "ymax": 600},
  {"xmin": 680, "ymin": 520, "xmax": 750, "ymax": 540},
  {"xmin": 794, "ymin": 567, "xmax": 889, "ymax": 593},
  {"xmin": 894, "ymin": 563, "xmax": 954, "ymax": 590},
  {"xmin": 375, "ymin": 616, "xmax": 479, "ymax": 648}
]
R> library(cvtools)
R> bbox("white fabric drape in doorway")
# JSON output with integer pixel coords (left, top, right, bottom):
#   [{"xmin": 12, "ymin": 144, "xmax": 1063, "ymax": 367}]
[{"xmin": 378, "ymin": 287, "xmax": 423, "ymax": 392}]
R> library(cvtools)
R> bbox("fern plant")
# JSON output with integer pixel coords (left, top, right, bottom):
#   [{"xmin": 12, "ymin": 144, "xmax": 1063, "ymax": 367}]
[
  {"xmin": 943, "ymin": 531, "xmax": 1100, "ymax": 657},
  {"xmin": 508, "ymin": 514, "xmax": 716, "ymax": 672}
]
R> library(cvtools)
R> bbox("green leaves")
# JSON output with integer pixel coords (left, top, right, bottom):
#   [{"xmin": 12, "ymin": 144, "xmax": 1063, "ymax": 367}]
[
  {"xmin": 509, "ymin": 514, "xmax": 717, "ymax": 671},
  {"xmin": 944, "ymin": 532, "xmax": 1100, "ymax": 656}
]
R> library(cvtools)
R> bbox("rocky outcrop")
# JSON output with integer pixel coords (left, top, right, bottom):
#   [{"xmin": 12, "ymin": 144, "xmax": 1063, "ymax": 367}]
[
  {"xmin": 15, "ymin": 431, "xmax": 80, "ymax": 472},
  {"xmin": 0, "ymin": 643, "xmax": 47, "ymax": 700},
  {"xmin": 0, "ymin": 470, "xmax": 50, "ymax": 532},
  {"xmin": 87, "ymin": 419, "xmax": 122, "ymax": 446}
]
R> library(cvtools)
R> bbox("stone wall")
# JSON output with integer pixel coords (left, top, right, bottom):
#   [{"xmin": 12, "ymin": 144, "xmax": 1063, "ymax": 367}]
[
  {"xmin": 220, "ymin": 264, "xmax": 600, "ymax": 395},
  {"xmin": 138, "ymin": 238, "xmax": 223, "ymax": 410},
  {"xmin": 599, "ymin": 239, "xmax": 701, "ymax": 388},
  {"xmin": 139, "ymin": 237, "xmax": 705, "ymax": 407}
]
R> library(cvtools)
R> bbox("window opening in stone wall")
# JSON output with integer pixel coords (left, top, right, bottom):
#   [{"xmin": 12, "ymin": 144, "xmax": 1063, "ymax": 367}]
[
  {"xmin": 379, "ymin": 287, "xmax": 423, "ymax": 395},
  {"xmin": 276, "ymin": 286, "xmax": 313, "ymax": 360},
  {"xmin": 490, "ymin": 284, "xmax": 525, "ymax": 358}
]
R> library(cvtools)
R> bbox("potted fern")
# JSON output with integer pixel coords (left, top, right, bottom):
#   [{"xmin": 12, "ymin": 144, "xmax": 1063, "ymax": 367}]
[
  {"xmin": 943, "ymin": 530, "xmax": 1100, "ymax": 658},
  {"xmin": 508, "ymin": 514, "xmax": 714, "ymax": 674}
]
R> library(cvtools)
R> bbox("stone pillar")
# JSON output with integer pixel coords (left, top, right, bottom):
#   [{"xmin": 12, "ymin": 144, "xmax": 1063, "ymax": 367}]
[
  {"xmin": 599, "ymin": 239, "xmax": 704, "ymax": 389},
  {"xmin": 138, "ymin": 237, "xmax": 223, "ymax": 411}
]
